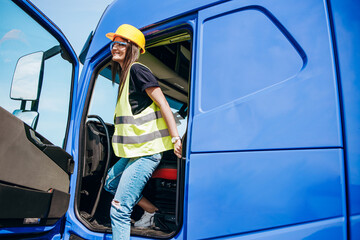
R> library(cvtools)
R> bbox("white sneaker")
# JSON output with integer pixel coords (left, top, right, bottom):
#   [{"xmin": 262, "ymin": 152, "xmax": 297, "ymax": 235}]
[{"xmin": 134, "ymin": 211, "xmax": 155, "ymax": 228}]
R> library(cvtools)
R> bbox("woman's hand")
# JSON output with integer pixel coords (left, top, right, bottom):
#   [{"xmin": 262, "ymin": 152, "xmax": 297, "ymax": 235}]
[{"xmin": 174, "ymin": 139, "xmax": 182, "ymax": 159}]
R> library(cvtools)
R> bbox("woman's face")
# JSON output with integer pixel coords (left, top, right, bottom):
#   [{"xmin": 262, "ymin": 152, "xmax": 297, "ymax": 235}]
[{"xmin": 111, "ymin": 36, "xmax": 128, "ymax": 64}]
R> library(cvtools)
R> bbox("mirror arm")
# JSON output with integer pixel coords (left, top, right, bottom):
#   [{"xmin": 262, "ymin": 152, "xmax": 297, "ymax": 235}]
[
  {"xmin": 20, "ymin": 100, "xmax": 26, "ymax": 111},
  {"xmin": 43, "ymin": 45, "xmax": 61, "ymax": 60},
  {"xmin": 31, "ymin": 99, "xmax": 39, "ymax": 112}
]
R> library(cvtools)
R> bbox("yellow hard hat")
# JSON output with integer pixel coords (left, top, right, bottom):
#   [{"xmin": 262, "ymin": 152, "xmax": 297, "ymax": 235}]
[{"xmin": 106, "ymin": 24, "xmax": 146, "ymax": 54}]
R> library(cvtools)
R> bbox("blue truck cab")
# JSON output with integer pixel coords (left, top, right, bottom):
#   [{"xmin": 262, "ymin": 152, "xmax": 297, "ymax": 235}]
[{"xmin": 0, "ymin": 0, "xmax": 359, "ymax": 239}]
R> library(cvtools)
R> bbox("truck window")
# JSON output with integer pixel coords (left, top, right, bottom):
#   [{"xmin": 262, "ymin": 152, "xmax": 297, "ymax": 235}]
[
  {"xmin": 0, "ymin": 1, "xmax": 73, "ymax": 146},
  {"xmin": 200, "ymin": 8, "xmax": 303, "ymax": 111},
  {"xmin": 88, "ymin": 72, "xmax": 118, "ymax": 124}
]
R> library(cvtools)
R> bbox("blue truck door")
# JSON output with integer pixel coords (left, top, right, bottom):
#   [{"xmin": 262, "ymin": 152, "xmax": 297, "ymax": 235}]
[
  {"xmin": 0, "ymin": 0, "xmax": 78, "ymax": 238},
  {"xmin": 188, "ymin": 0, "xmax": 347, "ymax": 239}
]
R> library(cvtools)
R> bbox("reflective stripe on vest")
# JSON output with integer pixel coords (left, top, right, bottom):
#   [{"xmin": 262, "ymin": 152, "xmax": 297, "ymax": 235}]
[{"xmin": 112, "ymin": 62, "xmax": 173, "ymax": 158}]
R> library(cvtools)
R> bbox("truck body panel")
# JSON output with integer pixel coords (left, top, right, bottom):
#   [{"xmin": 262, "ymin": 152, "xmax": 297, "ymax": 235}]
[{"xmin": 1, "ymin": 0, "xmax": 359, "ymax": 239}]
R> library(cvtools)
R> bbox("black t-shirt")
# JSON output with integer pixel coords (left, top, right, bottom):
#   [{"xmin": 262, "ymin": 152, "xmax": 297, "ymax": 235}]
[{"xmin": 128, "ymin": 63, "xmax": 160, "ymax": 115}]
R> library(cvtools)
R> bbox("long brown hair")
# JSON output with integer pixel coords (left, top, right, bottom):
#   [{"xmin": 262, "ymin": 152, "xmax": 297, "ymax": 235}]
[{"xmin": 111, "ymin": 41, "xmax": 140, "ymax": 101}]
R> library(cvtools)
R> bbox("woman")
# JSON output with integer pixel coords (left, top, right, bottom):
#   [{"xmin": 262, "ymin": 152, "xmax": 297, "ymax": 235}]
[{"xmin": 103, "ymin": 24, "xmax": 182, "ymax": 240}]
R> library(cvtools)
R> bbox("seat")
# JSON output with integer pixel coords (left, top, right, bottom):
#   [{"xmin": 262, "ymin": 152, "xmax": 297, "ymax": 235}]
[{"xmin": 152, "ymin": 150, "xmax": 177, "ymax": 180}]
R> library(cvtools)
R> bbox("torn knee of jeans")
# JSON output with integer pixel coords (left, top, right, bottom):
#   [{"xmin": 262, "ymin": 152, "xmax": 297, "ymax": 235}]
[{"xmin": 111, "ymin": 199, "xmax": 121, "ymax": 209}]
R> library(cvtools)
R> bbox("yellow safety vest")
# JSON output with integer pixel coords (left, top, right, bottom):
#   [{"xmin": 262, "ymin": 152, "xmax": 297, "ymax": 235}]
[{"xmin": 112, "ymin": 62, "xmax": 174, "ymax": 158}]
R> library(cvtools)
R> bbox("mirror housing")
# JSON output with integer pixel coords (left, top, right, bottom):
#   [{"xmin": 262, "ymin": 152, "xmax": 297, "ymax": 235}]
[
  {"xmin": 10, "ymin": 51, "xmax": 44, "ymax": 101},
  {"xmin": 79, "ymin": 31, "xmax": 93, "ymax": 64}
]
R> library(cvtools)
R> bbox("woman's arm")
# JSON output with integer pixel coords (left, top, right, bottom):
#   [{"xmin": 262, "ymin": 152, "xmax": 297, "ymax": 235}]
[{"xmin": 145, "ymin": 86, "xmax": 182, "ymax": 158}]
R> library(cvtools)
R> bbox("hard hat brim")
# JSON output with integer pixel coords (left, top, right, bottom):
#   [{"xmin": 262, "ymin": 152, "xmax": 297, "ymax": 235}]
[{"xmin": 106, "ymin": 32, "xmax": 145, "ymax": 54}]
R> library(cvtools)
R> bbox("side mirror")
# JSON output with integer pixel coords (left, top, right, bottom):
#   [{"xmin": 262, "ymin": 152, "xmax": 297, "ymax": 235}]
[{"xmin": 10, "ymin": 51, "xmax": 44, "ymax": 101}]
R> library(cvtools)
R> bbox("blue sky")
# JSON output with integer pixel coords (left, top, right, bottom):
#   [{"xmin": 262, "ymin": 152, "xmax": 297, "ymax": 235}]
[{"xmin": 31, "ymin": 0, "xmax": 113, "ymax": 56}]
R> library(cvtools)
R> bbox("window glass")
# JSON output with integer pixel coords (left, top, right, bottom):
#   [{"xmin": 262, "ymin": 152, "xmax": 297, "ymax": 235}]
[
  {"xmin": 0, "ymin": 1, "xmax": 73, "ymax": 146},
  {"xmin": 172, "ymin": 104, "xmax": 187, "ymax": 138},
  {"xmin": 201, "ymin": 9, "xmax": 303, "ymax": 111},
  {"xmin": 88, "ymin": 71, "xmax": 118, "ymax": 124}
]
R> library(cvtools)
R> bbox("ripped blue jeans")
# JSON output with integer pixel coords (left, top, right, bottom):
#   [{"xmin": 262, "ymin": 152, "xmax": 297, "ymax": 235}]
[{"xmin": 104, "ymin": 153, "xmax": 162, "ymax": 240}]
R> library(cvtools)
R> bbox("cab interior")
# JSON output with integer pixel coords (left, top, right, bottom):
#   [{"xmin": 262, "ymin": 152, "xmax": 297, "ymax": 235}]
[{"xmin": 77, "ymin": 31, "xmax": 191, "ymax": 238}]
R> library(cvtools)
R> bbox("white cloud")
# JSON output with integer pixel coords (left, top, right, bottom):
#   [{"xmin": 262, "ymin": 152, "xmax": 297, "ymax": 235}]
[{"xmin": 0, "ymin": 29, "xmax": 28, "ymax": 45}]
